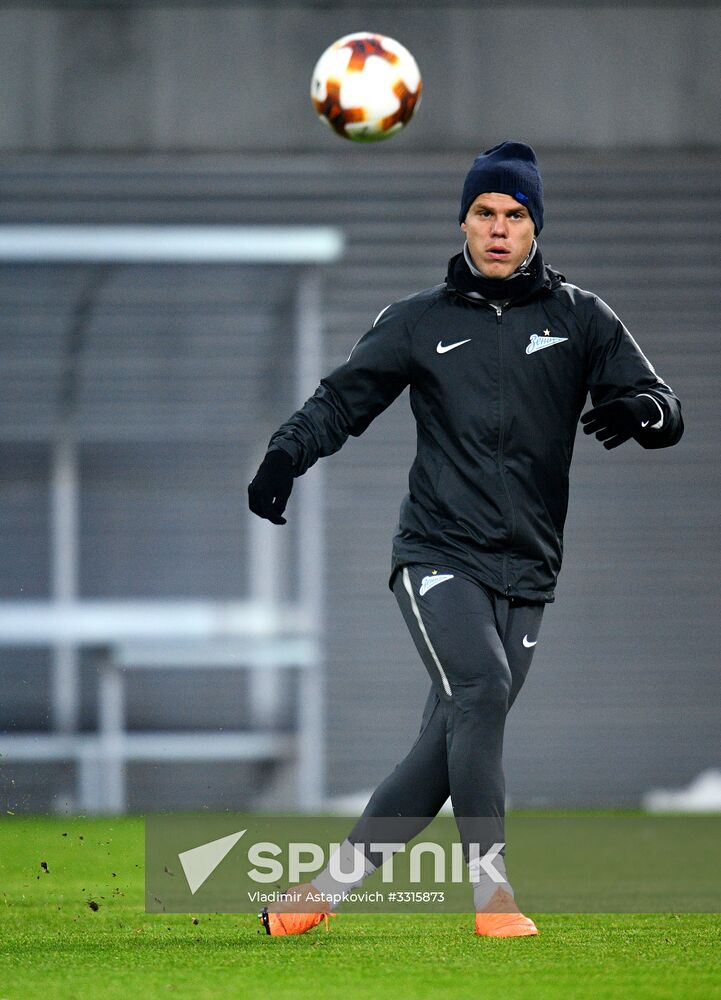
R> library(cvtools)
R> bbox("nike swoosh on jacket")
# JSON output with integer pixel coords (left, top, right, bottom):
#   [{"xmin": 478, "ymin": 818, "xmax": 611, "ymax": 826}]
[{"xmin": 266, "ymin": 255, "xmax": 684, "ymax": 603}]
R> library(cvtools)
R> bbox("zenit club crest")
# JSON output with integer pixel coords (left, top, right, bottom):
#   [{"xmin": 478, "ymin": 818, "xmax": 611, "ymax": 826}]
[{"xmin": 525, "ymin": 329, "xmax": 568, "ymax": 355}]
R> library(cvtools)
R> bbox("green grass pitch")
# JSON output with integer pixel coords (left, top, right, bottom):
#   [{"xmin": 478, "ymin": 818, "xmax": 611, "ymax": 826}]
[{"xmin": 1, "ymin": 815, "xmax": 719, "ymax": 1000}]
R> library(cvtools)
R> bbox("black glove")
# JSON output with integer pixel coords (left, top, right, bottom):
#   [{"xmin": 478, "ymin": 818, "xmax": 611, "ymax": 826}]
[
  {"xmin": 580, "ymin": 395, "xmax": 661, "ymax": 450},
  {"xmin": 248, "ymin": 450, "xmax": 295, "ymax": 524}
]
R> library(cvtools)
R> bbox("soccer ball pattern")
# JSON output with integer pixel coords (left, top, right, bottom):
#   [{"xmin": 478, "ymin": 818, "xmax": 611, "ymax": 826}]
[{"xmin": 310, "ymin": 32, "xmax": 422, "ymax": 142}]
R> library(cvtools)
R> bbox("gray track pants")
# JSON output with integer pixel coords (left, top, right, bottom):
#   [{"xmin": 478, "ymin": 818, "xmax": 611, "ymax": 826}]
[{"xmin": 348, "ymin": 563, "xmax": 545, "ymax": 863}]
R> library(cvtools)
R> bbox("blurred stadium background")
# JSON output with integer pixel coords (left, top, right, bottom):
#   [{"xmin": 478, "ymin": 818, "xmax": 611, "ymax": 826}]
[{"xmin": 0, "ymin": 0, "xmax": 718, "ymax": 815}]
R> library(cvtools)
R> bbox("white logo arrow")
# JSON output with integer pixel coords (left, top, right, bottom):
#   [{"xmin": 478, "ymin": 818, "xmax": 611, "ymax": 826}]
[
  {"xmin": 523, "ymin": 635, "xmax": 537, "ymax": 648},
  {"xmin": 178, "ymin": 829, "xmax": 246, "ymax": 895},
  {"xmin": 419, "ymin": 573, "xmax": 455, "ymax": 596}
]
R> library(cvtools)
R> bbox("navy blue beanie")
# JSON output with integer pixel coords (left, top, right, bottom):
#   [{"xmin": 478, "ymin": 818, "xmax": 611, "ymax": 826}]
[{"xmin": 459, "ymin": 140, "xmax": 544, "ymax": 234}]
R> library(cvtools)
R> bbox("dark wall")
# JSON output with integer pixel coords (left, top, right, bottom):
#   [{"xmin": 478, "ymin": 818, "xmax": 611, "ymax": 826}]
[{"xmin": 0, "ymin": 4, "xmax": 719, "ymax": 151}]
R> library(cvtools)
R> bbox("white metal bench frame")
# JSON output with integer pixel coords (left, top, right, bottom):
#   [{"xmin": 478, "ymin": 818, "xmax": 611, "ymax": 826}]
[{"xmin": 0, "ymin": 225, "xmax": 344, "ymax": 812}]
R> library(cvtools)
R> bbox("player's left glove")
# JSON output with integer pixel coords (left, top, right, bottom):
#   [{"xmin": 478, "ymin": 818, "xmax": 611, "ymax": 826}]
[{"xmin": 580, "ymin": 395, "xmax": 661, "ymax": 450}]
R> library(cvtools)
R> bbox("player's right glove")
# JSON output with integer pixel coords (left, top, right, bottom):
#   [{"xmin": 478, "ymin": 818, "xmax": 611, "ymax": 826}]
[{"xmin": 248, "ymin": 449, "xmax": 295, "ymax": 525}]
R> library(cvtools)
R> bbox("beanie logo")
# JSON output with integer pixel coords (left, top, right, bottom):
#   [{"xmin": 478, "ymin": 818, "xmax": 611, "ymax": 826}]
[{"xmin": 514, "ymin": 191, "xmax": 529, "ymax": 203}]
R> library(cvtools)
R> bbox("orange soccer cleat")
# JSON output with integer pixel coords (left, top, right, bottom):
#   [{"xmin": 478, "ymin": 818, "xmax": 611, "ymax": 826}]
[
  {"xmin": 259, "ymin": 883, "xmax": 336, "ymax": 937},
  {"xmin": 474, "ymin": 888, "xmax": 539, "ymax": 938}
]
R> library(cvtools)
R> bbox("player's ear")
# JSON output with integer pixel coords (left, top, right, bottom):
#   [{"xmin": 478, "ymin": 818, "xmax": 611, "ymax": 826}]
[{"xmin": 460, "ymin": 220, "xmax": 467, "ymax": 232}]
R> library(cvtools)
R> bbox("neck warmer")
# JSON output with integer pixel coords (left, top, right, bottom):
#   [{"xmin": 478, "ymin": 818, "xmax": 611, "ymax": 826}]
[{"xmin": 448, "ymin": 240, "xmax": 549, "ymax": 303}]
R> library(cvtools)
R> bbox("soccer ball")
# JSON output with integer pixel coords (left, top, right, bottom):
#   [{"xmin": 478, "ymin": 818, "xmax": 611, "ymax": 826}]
[{"xmin": 310, "ymin": 32, "xmax": 422, "ymax": 142}]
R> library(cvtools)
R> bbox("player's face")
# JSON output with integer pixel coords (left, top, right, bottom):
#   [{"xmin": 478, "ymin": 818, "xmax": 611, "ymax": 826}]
[{"xmin": 461, "ymin": 192, "xmax": 535, "ymax": 279}]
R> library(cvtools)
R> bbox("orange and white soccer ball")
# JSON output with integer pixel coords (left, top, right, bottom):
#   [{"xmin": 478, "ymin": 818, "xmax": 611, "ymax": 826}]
[{"xmin": 310, "ymin": 32, "xmax": 422, "ymax": 142}]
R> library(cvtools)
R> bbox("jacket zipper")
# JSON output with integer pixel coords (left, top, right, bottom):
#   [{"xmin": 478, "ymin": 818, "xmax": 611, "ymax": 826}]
[{"xmin": 495, "ymin": 305, "xmax": 517, "ymax": 595}]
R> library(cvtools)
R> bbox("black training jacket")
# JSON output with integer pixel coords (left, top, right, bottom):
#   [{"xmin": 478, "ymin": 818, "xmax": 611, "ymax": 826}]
[{"xmin": 267, "ymin": 256, "xmax": 684, "ymax": 602}]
